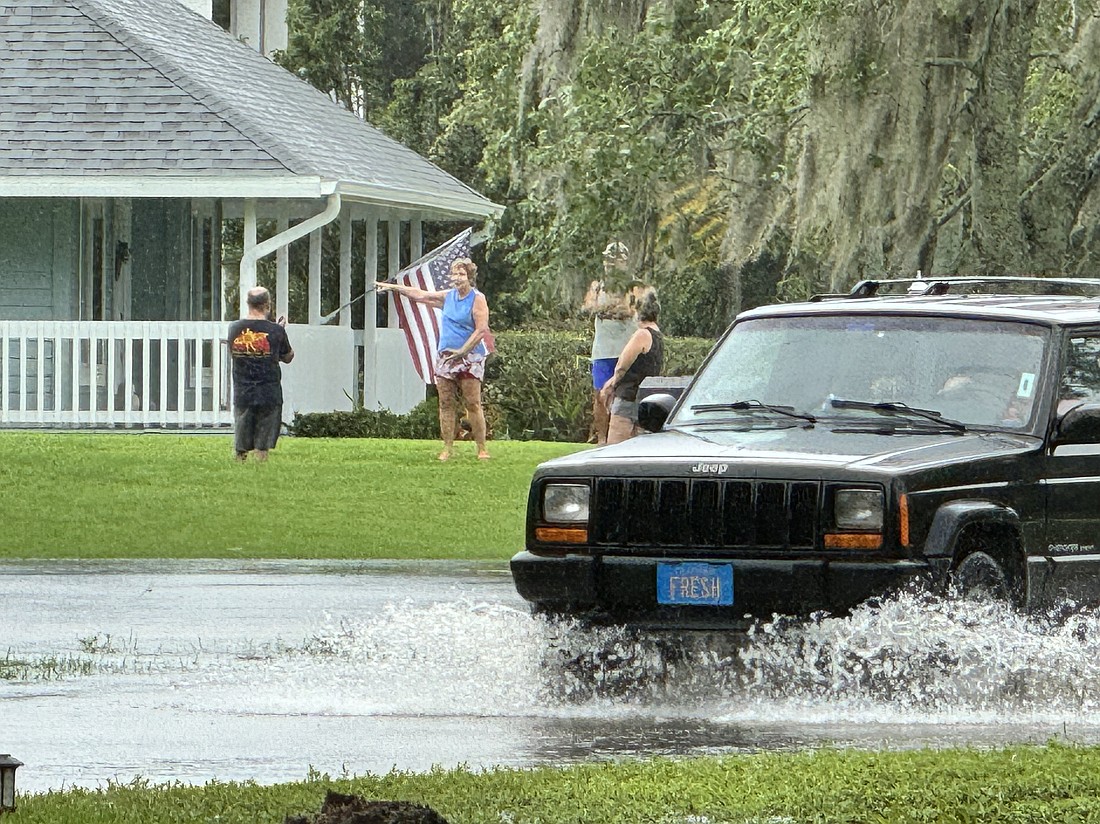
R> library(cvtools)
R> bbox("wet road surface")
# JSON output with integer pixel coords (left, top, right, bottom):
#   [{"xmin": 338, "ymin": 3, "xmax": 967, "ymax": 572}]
[{"xmin": 5, "ymin": 559, "xmax": 1100, "ymax": 794}]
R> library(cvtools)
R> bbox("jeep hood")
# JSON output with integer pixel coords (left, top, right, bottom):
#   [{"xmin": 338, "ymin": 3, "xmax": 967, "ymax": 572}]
[{"xmin": 543, "ymin": 425, "xmax": 1041, "ymax": 474}]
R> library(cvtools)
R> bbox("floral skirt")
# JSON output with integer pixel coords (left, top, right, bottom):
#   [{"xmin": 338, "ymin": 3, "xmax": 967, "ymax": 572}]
[{"xmin": 434, "ymin": 351, "xmax": 486, "ymax": 382}]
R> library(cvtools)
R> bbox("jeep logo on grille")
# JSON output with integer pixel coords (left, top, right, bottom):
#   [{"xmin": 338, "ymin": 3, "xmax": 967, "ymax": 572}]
[{"xmin": 690, "ymin": 462, "xmax": 729, "ymax": 474}]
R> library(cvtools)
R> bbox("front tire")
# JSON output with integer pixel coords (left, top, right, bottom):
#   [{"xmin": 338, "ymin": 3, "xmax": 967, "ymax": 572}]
[{"xmin": 951, "ymin": 551, "xmax": 1013, "ymax": 603}]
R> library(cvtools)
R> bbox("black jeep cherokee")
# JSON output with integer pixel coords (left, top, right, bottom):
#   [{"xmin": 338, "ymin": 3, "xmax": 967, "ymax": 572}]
[{"xmin": 511, "ymin": 277, "xmax": 1100, "ymax": 630}]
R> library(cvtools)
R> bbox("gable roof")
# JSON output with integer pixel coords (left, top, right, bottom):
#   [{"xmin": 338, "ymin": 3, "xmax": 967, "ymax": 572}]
[{"xmin": 0, "ymin": 0, "xmax": 502, "ymax": 218}]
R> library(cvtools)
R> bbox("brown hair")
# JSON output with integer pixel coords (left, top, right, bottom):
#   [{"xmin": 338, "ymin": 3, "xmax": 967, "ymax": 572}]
[
  {"xmin": 636, "ymin": 288, "xmax": 660, "ymax": 322},
  {"xmin": 452, "ymin": 258, "xmax": 478, "ymax": 287}
]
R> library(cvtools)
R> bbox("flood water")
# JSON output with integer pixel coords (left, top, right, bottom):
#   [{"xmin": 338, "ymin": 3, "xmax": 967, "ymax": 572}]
[{"xmin": 6, "ymin": 559, "xmax": 1100, "ymax": 795}]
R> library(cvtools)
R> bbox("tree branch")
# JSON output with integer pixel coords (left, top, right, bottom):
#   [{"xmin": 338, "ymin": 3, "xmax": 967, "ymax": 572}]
[{"xmin": 936, "ymin": 190, "xmax": 972, "ymax": 229}]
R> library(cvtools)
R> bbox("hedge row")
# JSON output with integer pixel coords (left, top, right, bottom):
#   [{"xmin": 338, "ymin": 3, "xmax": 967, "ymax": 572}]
[{"xmin": 289, "ymin": 329, "xmax": 716, "ymax": 442}]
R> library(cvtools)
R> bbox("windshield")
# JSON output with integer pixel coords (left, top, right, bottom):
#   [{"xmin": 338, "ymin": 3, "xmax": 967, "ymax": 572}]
[{"xmin": 674, "ymin": 314, "xmax": 1050, "ymax": 430}]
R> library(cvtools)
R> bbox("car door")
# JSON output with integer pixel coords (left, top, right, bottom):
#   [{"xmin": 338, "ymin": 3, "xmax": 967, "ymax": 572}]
[{"xmin": 1041, "ymin": 329, "xmax": 1100, "ymax": 604}]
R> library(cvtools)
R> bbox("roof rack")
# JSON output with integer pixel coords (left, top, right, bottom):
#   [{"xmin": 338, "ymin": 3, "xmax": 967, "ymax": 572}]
[{"xmin": 809, "ymin": 276, "xmax": 1100, "ymax": 301}]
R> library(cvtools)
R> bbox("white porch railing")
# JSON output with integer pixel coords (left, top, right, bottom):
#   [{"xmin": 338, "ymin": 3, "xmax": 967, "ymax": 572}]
[{"xmin": 0, "ymin": 321, "xmax": 232, "ymax": 428}]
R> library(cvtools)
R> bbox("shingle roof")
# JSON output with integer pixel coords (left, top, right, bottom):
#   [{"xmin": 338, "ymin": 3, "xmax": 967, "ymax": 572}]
[{"xmin": 0, "ymin": 0, "xmax": 501, "ymax": 217}]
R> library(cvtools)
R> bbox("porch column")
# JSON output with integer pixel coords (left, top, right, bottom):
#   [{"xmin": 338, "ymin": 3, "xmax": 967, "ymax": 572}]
[
  {"xmin": 339, "ymin": 209, "xmax": 352, "ymax": 327},
  {"xmin": 276, "ymin": 207, "xmax": 289, "ymax": 320},
  {"xmin": 410, "ymin": 218, "xmax": 422, "ymax": 266},
  {"xmin": 113, "ymin": 200, "xmax": 132, "ymax": 322},
  {"xmin": 363, "ymin": 211, "xmax": 379, "ymax": 408},
  {"xmin": 308, "ymin": 228, "xmax": 322, "ymax": 325},
  {"xmin": 211, "ymin": 201, "xmax": 223, "ymax": 321},
  {"xmin": 387, "ymin": 219, "xmax": 401, "ymax": 328},
  {"xmin": 238, "ymin": 198, "xmax": 257, "ymax": 318}
]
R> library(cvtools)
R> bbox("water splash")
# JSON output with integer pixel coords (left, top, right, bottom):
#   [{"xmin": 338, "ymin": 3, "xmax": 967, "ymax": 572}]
[
  {"xmin": 167, "ymin": 587, "xmax": 1100, "ymax": 731},
  {"xmin": 734, "ymin": 589, "xmax": 1100, "ymax": 722}
]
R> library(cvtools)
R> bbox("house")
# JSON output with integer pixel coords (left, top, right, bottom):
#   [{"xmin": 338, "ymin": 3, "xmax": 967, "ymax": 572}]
[
  {"xmin": 176, "ymin": 0, "xmax": 290, "ymax": 58},
  {"xmin": 0, "ymin": 0, "xmax": 503, "ymax": 428}
]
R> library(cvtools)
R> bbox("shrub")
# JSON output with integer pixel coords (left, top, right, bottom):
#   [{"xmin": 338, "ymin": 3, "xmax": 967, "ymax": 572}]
[
  {"xmin": 290, "ymin": 399, "xmax": 440, "ymax": 439},
  {"xmin": 291, "ymin": 330, "xmax": 716, "ymax": 441}
]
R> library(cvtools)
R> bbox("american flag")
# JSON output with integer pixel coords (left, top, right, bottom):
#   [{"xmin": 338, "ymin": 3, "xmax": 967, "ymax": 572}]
[{"xmin": 390, "ymin": 228, "xmax": 472, "ymax": 384}]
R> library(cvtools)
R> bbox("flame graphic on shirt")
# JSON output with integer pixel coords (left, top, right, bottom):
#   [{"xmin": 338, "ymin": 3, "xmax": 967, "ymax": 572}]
[{"xmin": 232, "ymin": 329, "xmax": 271, "ymax": 356}]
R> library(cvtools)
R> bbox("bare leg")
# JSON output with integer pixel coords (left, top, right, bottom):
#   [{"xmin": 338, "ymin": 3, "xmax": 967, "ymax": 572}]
[
  {"xmin": 459, "ymin": 377, "xmax": 489, "ymax": 458},
  {"xmin": 254, "ymin": 450, "xmax": 269, "ymax": 462},
  {"xmin": 606, "ymin": 414, "xmax": 636, "ymax": 445},
  {"xmin": 436, "ymin": 377, "xmax": 458, "ymax": 460},
  {"xmin": 592, "ymin": 390, "xmax": 610, "ymax": 445}
]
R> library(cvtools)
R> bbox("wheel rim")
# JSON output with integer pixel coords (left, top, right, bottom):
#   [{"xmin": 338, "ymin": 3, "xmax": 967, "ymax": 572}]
[{"xmin": 952, "ymin": 551, "xmax": 1011, "ymax": 602}]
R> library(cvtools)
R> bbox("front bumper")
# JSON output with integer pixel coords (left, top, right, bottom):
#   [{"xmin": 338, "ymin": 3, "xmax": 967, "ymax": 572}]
[{"xmin": 510, "ymin": 550, "xmax": 936, "ymax": 630}]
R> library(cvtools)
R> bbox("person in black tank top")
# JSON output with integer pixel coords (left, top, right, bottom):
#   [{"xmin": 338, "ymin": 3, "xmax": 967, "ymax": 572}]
[{"xmin": 598, "ymin": 288, "xmax": 664, "ymax": 444}]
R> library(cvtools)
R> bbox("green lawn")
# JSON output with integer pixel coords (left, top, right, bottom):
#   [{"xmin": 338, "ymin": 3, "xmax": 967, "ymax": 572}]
[
  {"xmin": 0, "ymin": 433, "xmax": 584, "ymax": 559},
  {"xmin": 16, "ymin": 744, "xmax": 1100, "ymax": 823}
]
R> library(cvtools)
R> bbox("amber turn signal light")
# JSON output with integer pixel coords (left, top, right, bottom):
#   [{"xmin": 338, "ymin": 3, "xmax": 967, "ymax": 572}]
[
  {"xmin": 534, "ymin": 526, "xmax": 588, "ymax": 544},
  {"xmin": 824, "ymin": 532, "xmax": 882, "ymax": 549}
]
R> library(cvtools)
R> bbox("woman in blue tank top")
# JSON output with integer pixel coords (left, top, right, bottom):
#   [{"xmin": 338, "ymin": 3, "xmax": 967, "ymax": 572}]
[{"xmin": 376, "ymin": 258, "xmax": 491, "ymax": 461}]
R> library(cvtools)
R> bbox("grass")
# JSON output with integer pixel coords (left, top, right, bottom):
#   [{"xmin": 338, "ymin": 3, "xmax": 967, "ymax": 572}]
[
  {"xmin": 15, "ymin": 743, "xmax": 1100, "ymax": 822},
  {"xmin": 0, "ymin": 433, "xmax": 585, "ymax": 560},
  {"xmin": 0, "ymin": 651, "xmax": 95, "ymax": 680}
]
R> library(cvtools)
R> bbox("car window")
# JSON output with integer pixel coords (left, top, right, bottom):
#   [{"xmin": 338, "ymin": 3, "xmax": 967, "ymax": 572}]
[
  {"xmin": 676, "ymin": 314, "xmax": 1049, "ymax": 429},
  {"xmin": 1059, "ymin": 336, "xmax": 1100, "ymax": 414}
]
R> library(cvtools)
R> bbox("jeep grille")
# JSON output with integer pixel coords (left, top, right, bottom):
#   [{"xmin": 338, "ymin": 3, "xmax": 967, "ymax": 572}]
[{"xmin": 591, "ymin": 477, "xmax": 819, "ymax": 550}]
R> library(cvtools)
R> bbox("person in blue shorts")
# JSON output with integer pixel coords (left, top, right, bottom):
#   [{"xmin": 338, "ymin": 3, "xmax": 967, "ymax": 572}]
[{"xmin": 582, "ymin": 241, "xmax": 645, "ymax": 444}]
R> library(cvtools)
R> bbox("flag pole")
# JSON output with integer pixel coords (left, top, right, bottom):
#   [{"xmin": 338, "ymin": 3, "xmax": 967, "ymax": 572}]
[{"xmin": 319, "ymin": 287, "xmax": 376, "ymax": 325}]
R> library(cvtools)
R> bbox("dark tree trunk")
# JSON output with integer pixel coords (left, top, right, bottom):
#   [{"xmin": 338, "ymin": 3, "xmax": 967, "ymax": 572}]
[{"xmin": 965, "ymin": 0, "xmax": 1040, "ymax": 274}]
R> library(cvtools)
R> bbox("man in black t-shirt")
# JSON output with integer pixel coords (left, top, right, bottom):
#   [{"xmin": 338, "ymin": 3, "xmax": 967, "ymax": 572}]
[{"xmin": 228, "ymin": 286, "xmax": 294, "ymax": 462}]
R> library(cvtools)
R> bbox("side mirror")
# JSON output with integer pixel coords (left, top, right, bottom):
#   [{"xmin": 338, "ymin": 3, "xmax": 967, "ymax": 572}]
[
  {"xmin": 1053, "ymin": 403, "xmax": 1100, "ymax": 446},
  {"xmin": 637, "ymin": 393, "xmax": 678, "ymax": 433}
]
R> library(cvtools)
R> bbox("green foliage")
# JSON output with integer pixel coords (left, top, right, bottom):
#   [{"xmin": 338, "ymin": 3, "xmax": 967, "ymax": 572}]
[
  {"xmin": 274, "ymin": 0, "xmax": 811, "ymax": 332},
  {"xmin": 481, "ymin": 327, "xmax": 712, "ymax": 442},
  {"xmin": 277, "ymin": 0, "xmax": 1100, "ymax": 332},
  {"xmin": 485, "ymin": 330, "xmax": 594, "ymax": 442},
  {"xmin": 432, "ymin": 0, "xmax": 817, "ymax": 332},
  {"xmin": 290, "ymin": 397, "xmax": 440, "ymax": 438},
  {"xmin": 19, "ymin": 744, "xmax": 1100, "ymax": 823},
  {"xmin": 277, "ymin": 0, "xmax": 385, "ymax": 115}
]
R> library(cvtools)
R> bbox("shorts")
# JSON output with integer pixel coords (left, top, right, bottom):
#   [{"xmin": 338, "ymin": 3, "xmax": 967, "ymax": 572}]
[
  {"xmin": 434, "ymin": 351, "xmax": 486, "ymax": 382},
  {"xmin": 610, "ymin": 396, "xmax": 639, "ymax": 422},
  {"xmin": 234, "ymin": 404, "xmax": 283, "ymax": 453},
  {"xmin": 592, "ymin": 358, "xmax": 617, "ymax": 389}
]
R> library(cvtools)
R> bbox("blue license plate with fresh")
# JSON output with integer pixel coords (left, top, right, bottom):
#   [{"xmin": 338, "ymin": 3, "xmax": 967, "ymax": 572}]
[{"xmin": 657, "ymin": 562, "xmax": 733, "ymax": 606}]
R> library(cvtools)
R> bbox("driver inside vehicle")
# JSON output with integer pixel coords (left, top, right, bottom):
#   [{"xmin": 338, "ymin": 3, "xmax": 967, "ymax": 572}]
[{"xmin": 935, "ymin": 368, "xmax": 1032, "ymax": 426}]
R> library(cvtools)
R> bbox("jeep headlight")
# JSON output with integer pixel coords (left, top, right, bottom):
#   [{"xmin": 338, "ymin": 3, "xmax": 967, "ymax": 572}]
[
  {"xmin": 543, "ymin": 484, "xmax": 590, "ymax": 523},
  {"xmin": 834, "ymin": 489, "xmax": 883, "ymax": 530}
]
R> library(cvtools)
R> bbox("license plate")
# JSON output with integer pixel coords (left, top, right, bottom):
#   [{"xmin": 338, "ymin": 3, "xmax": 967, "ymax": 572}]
[{"xmin": 657, "ymin": 562, "xmax": 733, "ymax": 606}]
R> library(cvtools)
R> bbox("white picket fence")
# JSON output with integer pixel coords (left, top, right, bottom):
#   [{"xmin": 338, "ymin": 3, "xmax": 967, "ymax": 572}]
[{"xmin": 0, "ymin": 321, "xmax": 233, "ymax": 428}]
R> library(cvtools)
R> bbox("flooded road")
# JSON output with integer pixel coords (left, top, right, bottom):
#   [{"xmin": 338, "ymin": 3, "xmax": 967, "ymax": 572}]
[{"xmin": 6, "ymin": 559, "xmax": 1100, "ymax": 795}]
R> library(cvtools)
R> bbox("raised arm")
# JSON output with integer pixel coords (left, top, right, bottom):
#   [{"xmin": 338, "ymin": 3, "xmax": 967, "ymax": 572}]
[
  {"xmin": 375, "ymin": 280, "xmax": 447, "ymax": 309},
  {"xmin": 581, "ymin": 280, "xmax": 603, "ymax": 315},
  {"xmin": 277, "ymin": 317, "xmax": 294, "ymax": 363}
]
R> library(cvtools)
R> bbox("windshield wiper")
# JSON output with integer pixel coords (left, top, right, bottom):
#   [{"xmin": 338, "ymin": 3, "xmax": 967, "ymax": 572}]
[
  {"xmin": 827, "ymin": 398, "xmax": 966, "ymax": 432},
  {"xmin": 691, "ymin": 400, "xmax": 817, "ymax": 424}
]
